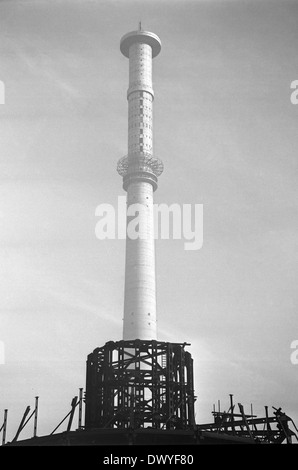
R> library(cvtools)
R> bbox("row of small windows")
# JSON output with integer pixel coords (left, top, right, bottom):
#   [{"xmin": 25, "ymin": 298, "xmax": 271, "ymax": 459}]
[
  {"xmin": 130, "ymin": 62, "xmax": 151, "ymax": 67},
  {"xmin": 129, "ymin": 111, "xmax": 151, "ymax": 117},
  {"xmin": 129, "ymin": 128, "xmax": 152, "ymax": 134},
  {"xmin": 129, "ymin": 97, "xmax": 152, "ymax": 103},
  {"xmin": 130, "ymin": 47, "xmax": 151, "ymax": 54},
  {"xmin": 129, "ymin": 96, "xmax": 151, "ymax": 102},
  {"xmin": 129, "ymin": 92, "xmax": 151, "ymax": 99},
  {"xmin": 129, "ymin": 141, "xmax": 152, "ymax": 146},
  {"xmin": 129, "ymin": 99, "xmax": 152, "ymax": 107},
  {"xmin": 128, "ymin": 116, "xmax": 152, "ymax": 123},
  {"xmin": 133, "ymin": 65, "xmax": 151, "ymax": 70},
  {"xmin": 129, "ymin": 146, "xmax": 153, "ymax": 152},
  {"xmin": 129, "ymin": 123, "xmax": 152, "ymax": 130},
  {"xmin": 130, "ymin": 65, "xmax": 151, "ymax": 71},
  {"xmin": 128, "ymin": 91, "xmax": 152, "ymax": 103},
  {"xmin": 130, "ymin": 312, "xmax": 152, "ymax": 316},
  {"xmin": 133, "ymin": 45, "xmax": 151, "ymax": 51},
  {"xmin": 128, "ymin": 110, "xmax": 152, "ymax": 115},
  {"xmin": 130, "ymin": 59, "xmax": 151, "ymax": 65},
  {"xmin": 129, "ymin": 108, "xmax": 152, "ymax": 114},
  {"xmin": 139, "ymin": 136, "xmax": 152, "ymax": 143},
  {"xmin": 128, "ymin": 92, "xmax": 152, "ymax": 101},
  {"xmin": 129, "ymin": 101, "xmax": 152, "ymax": 108},
  {"xmin": 129, "ymin": 97, "xmax": 152, "ymax": 102},
  {"xmin": 131, "ymin": 57, "xmax": 151, "ymax": 63},
  {"xmin": 129, "ymin": 144, "xmax": 152, "ymax": 151},
  {"xmin": 129, "ymin": 114, "xmax": 151, "ymax": 120},
  {"xmin": 129, "ymin": 142, "xmax": 152, "ymax": 147},
  {"xmin": 130, "ymin": 71, "xmax": 151, "ymax": 76},
  {"xmin": 129, "ymin": 134, "xmax": 152, "ymax": 142},
  {"xmin": 129, "ymin": 114, "xmax": 152, "ymax": 121},
  {"xmin": 130, "ymin": 69, "xmax": 151, "ymax": 76},
  {"xmin": 130, "ymin": 61, "xmax": 150, "ymax": 69},
  {"xmin": 130, "ymin": 54, "xmax": 150, "ymax": 60},
  {"xmin": 129, "ymin": 107, "xmax": 152, "ymax": 115},
  {"xmin": 129, "ymin": 137, "xmax": 152, "ymax": 143},
  {"xmin": 129, "ymin": 130, "xmax": 152, "ymax": 135},
  {"xmin": 129, "ymin": 119, "xmax": 152, "ymax": 126}
]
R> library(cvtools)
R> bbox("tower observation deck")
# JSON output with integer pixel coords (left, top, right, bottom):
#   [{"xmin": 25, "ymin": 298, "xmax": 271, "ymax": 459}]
[{"xmin": 117, "ymin": 26, "xmax": 163, "ymax": 341}]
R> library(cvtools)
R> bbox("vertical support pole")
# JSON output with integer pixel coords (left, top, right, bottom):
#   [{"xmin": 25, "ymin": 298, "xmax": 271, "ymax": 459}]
[
  {"xmin": 185, "ymin": 352, "xmax": 195, "ymax": 430},
  {"xmin": 251, "ymin": 404, "xmax": 258, "ymax": 432},
  {"xmin": 2, "ymin": 409, "xmax": 8, "ymax": 446},
  {"xmin": 129, "ymin": 390, "xmax": 135, "ymax": 429},
  {"xmin": 151, "ymin": 342, "xmax": 157, "ymax": 429},
  {"xmin": 34, "ymin": 396, "xmax": 39, "ymax": 438},
  {"xmin": 67, "ymin": 397, "xmax": 78, "ymax": 433},
  {"xmin": 78, "ymin": 388, "xmax": 83, "ymax": 430},
  {"xmin": 179, "ymin": 346, "xmax": 186, "ymax": 427},
  {"xmin": 229, "ymin": 394, "xmax": 235, "ymax": 435},
  {"xmin": 265, "ymin": 405, "xmax": 271, "ymax": 442},
  {"xmin": 238, "ymin": 403, "xmax": 254, "ymax": 440},
  {"xmin": 250, "ymin": 403, "xmax": 253, "ymax": 433}
]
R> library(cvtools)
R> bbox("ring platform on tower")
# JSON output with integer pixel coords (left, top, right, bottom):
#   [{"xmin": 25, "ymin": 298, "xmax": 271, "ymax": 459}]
[{"xmin": 120, "ymin": 30, "xmax": 162, "ymax": 58}]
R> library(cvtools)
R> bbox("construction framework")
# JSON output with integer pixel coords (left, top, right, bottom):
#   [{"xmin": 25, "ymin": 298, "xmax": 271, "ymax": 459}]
[
  {"xmin": 85, "ymin": 340, "xmax": 196, "ymax": 431},
  {"xmin": 197, "ymin": 396, "xmax": 298, "ymax": 444}
]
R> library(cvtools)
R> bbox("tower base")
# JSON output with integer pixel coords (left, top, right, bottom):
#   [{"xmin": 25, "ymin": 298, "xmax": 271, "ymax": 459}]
[{"xmin": 85, "ymin": 340, "xmax": 196, "ymax": 430}]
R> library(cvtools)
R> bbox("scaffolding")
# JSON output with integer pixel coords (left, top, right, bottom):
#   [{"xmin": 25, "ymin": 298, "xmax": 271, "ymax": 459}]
[
  {"xmin": 197, "ymin": 395, "xmax": 298, "ymax": 444},
  {"xmin": 85, "ymin": 340, "xmax": 196, "ymax": 430}
]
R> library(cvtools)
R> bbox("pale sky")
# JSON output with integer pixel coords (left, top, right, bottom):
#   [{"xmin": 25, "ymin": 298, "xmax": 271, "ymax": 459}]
[{"xmin": 0, "ymin": 0, "xmax": 298, "ymax": 440}]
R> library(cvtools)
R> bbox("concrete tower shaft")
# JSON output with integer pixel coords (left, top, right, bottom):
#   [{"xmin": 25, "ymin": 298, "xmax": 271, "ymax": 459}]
[
  {"xmin": 128, "ymin": 42, "xmax": 154, "ymax": 156},
  {"xmin": 117, "ymin": 28, "xmax": 162, "ymax": 341}
]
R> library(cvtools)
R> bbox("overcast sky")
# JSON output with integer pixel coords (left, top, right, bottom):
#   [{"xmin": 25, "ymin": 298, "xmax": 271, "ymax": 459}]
[{"xmin": 0, "ymin": 0, "xmax": 298, "ymax": 441}]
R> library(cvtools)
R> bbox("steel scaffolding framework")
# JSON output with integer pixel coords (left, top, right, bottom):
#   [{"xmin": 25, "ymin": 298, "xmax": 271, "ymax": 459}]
[
  {"xmin": 197, "ymin": 405, "xmax": 298, "ymax": 444},
  {"xmin": 85, "ymin": 340, "xmax": 196, "ymax": 430}
]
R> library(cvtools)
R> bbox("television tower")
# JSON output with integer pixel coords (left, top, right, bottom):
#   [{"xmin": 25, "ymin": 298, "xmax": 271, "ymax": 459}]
[
  {"xmin": 117, "ymin": 24, "xmax": 163, "ymax": 341},
  {"xmin": 4, "ymin": 26, "xmax": 296, "ymax": 447},
  {"xmin": 85, "ymin": 26, "xmax": 195, "ymax": 433}
]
